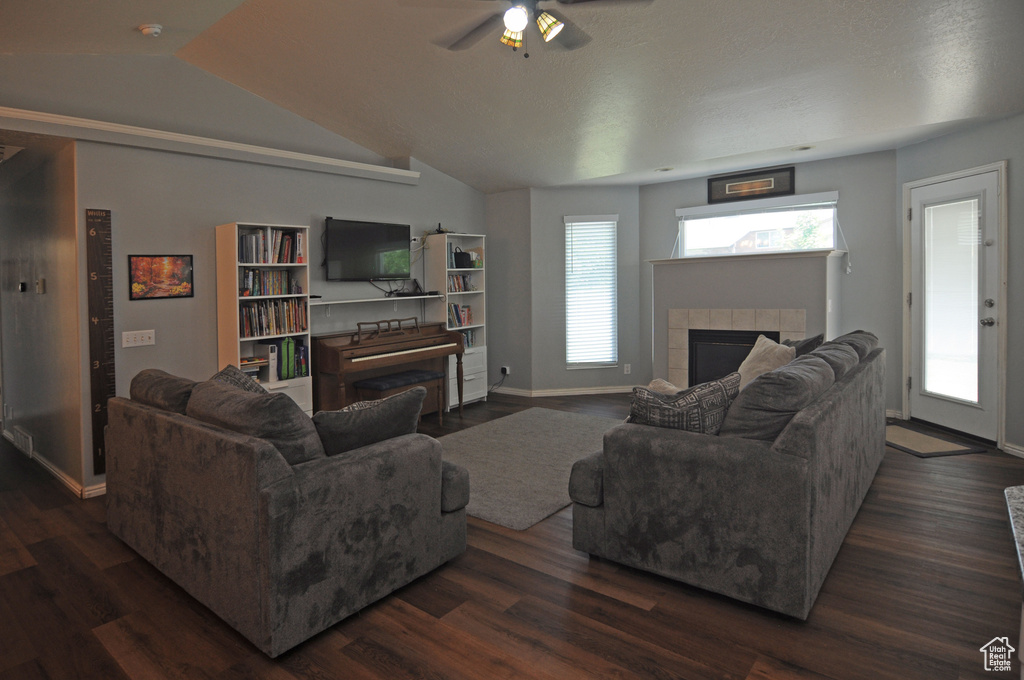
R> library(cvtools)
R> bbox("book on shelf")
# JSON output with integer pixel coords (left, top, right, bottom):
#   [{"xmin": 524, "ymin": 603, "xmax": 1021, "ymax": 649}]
[
  {"xmin": 239, "ymin": 269, "xmax": 302, "ymax": 297},
  {"xmin": 447, "ymin": 303, "xmax": 472, "ymax": 327},
  {"xmin": 447, "ymin": 273, "xmax": 474, "ymax": 292},
  {"xmin": 459, "ymin": 328, "xmax": 477, "ymax": 348},
  {"xmin": 239, "ymin": 298, "xmax": 308, "ymax": 338}
]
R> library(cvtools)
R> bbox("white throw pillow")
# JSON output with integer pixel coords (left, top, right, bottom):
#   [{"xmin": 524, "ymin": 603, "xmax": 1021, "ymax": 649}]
[{"xmin": 737, "ymin": 335, "xmax": 795, "ymax": 389}]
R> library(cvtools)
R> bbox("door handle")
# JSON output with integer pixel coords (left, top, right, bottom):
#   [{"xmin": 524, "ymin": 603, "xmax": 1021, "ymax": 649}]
[{"xmin": 980, "ymin": 317, "xmax": 996, "ymax": 327}]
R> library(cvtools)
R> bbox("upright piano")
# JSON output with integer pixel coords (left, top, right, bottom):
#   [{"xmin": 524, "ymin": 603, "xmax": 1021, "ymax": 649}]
[{"xmin": 313, "ymin": 319, "xmax": 464, "ymax": 414}]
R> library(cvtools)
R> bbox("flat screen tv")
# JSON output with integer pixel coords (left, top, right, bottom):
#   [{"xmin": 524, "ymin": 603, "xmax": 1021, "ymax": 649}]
[{"xmin": 324, "ymin": 217, "xmax": 411, "ymax": 281}]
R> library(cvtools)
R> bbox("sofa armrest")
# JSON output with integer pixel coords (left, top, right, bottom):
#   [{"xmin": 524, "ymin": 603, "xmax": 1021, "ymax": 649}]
[
  {"xmin": 569, "ymin": 450, "xmax": 604, "ymax": 507},
  {"xmin": 599, "ymin": 422, "xmax": 814, "ymax": 616},
  {"xmin": 258, "ymin": 432, "xmax": 447, "ymax": 655},
  {"xmin": 441, "ymin": 460, "xmax": 470, "ymax": 512}
]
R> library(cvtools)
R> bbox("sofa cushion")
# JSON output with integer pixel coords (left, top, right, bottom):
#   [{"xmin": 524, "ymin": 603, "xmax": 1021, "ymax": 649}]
[
  {"xmin": 782, "ymin": 333, "xmax": 824, "ymax": 357},
  {"xmin": 831, "ymin": 330, "xmax": 879, "ymax": 360},
  {"xmin": 809, "ymin": 342, "xmax": 860, "ymax": 381},
  {"xmin": 628, "ymin": 372, "xmax": 740, "ymax": 435},
  {"xmin": 211, "ymin": 364, "xmax": 266, "ymax": 393},
  {"xmin": 719, "ymin": 355, "xmax": 836, "ymax": 442},
  {"xmin": 441, "ymin": 461, "xmax": 470, "ymax": 512},
  {"xmin": 312, "ymin": 387, "xmax": 426, "ymax": 458},
  {"xmin": 737, "ymin": 335, "xmax": 796, "ymax": 389},
  {"xmin": 186, "ymin": 379, "xmax": 325, "ymax": 465},
  {"xmin": 130, "ymin": 369, "xmax": 197, "ymax": 414},
  {"xmin": 644, "ymin": 378, "xmax": 681, "ymax": 395}
]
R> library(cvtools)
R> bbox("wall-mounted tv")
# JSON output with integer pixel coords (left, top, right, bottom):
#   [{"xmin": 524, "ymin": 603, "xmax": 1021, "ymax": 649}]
[{"xmin": 324, "ymin": 217, "xmax": 411, "ymax": 281}]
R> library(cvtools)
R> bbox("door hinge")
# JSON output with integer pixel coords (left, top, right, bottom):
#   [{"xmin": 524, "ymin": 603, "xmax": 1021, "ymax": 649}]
[
  {"xmin": 906, "ymin": 292, "xmax": 912, "ymax": 307},
  {"xmin": 907, "ymin": 376, "xmax": 912, "ymax": 391},
  {"xmin": 907, "ymin": 207, "xmax": 912, "ymax": 221}
]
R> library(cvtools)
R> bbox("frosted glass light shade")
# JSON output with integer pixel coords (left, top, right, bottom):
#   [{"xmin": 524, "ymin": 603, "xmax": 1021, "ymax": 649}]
[
  {"xmin": 503, "ymin": 6, "xmax": 529, "ymax": 32},
  {"xmin": 536, "ymin": 12, "xmax": 564, "ymax": 42}
]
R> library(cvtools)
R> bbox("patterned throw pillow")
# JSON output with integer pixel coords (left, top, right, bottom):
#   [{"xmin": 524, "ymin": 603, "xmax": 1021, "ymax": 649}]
[{"xmin": 628, "ymin": 372, "xmax": 740, "ymax": 435}]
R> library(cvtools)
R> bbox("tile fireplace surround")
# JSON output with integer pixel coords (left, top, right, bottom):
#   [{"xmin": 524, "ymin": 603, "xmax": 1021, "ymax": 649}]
[{"xmin": 668, "ymin": 308, "xmax": 806, "ymax": 388}]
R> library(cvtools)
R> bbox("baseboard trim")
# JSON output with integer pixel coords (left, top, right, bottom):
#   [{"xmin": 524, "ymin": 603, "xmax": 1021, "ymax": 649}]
[
  {"xmin": 493, "ymin": 386, "xmax": 634, "ymax": 398},
  {"xmin": 886, "ymin": 409, "xmax": 904, "ymax": 420},
  {"xmin": 1002, "ymin": 442, "xmax": 1024, "ymax": 460},
  {"xmin": 3, "ymin": 429, "xmax": 103, "ymax": 498},
  {"xmin": 30, "ymin": 451, "xmax": 86, "ymax": 498}
]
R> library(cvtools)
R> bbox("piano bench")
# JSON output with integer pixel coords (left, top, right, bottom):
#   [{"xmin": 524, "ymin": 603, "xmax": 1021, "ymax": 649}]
[{"xmin": 352, "ymin": 369, "xmax": 447, "ymax": 426}]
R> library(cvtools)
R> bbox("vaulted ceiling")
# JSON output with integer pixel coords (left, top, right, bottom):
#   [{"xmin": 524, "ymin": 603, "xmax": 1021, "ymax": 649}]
[{"xmin": 4, "ymin": 0, "xmax": 1024, "ymax": 193}]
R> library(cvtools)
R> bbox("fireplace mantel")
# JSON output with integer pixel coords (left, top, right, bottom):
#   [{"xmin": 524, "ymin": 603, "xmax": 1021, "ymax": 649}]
[{"xmin": 652, "ymin": 251, "xmax": 843, "ymax": 387}]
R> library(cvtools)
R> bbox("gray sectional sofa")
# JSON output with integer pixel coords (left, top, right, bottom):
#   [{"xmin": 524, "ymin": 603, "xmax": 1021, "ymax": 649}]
[
  {"xmin": 106, "ymin": 368, "xmax": 469, "ymax": 657},
  {"xmin": 569, "ymin": 334, "xmax": 886, "ymax": 619}
]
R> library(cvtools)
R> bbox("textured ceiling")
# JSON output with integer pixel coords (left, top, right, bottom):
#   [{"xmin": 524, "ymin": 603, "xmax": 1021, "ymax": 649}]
[{"xmin": 6, "ymin": 0, "xmax": 1024, "ymax": 193}]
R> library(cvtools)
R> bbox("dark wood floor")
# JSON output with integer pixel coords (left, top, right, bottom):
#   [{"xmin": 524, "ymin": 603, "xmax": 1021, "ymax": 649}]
[{"xmin": 2, "ymin": 392, "xmax": 1024, "ymax": 679}]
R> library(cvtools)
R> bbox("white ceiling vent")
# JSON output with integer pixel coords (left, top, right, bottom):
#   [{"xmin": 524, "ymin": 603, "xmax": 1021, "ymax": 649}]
[{"xmin": 0, "ymin": 145, "xmax": 25, "ymax": 165}]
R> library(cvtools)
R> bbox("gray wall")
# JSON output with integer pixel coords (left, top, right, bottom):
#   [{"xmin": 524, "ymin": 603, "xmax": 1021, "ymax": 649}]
[
  {"xmin": 0, "ymin": 144, "xmax": 82, "ymax": 483},
  {"xmin": 638, "ymin": 151, "xmax": 901, "ymax": 407},
  {"xmin": 484, "ymin": 189, "xmax": 533, "ymax": 392},
  {"xmin": 72, "ymin": 143, "xmax": 483, "ymax": 488},
  {"xmin": 484, "ymin": 186, "xmax": 641, "ymax": 394},
  {"xmin": 529, "ymin": 186, "xmax": 641, "ymax": 392},
  {"xmin": 897, "ymin": 112, "xmax": 1024, "ymax": 448}
]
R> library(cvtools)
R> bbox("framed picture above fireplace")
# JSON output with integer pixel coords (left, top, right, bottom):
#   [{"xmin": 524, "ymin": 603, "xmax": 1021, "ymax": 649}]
[{"xmin": 707, "ymin": 166, "xmax": 794, "ymax": 204}]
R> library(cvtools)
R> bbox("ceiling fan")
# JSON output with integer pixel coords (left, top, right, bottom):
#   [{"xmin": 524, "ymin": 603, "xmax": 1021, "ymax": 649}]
[{"xmin": 435, "ymin": 0, "xmax": 649, "ymax": 54}]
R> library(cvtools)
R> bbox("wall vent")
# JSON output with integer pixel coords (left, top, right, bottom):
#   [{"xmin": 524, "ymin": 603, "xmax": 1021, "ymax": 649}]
[
  {"xmin": 0, "ymin": 145, "xmax": 25, "ymax": 165},
  {"xmin": 11, "ymin": 426, "xmax": 33, "ymax": 457}
]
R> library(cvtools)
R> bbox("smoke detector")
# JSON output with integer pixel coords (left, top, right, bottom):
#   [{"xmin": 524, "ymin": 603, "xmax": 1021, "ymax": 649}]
[{"xmin": 138, "ymin": 24, "xmax": 163, "ymax": 37}]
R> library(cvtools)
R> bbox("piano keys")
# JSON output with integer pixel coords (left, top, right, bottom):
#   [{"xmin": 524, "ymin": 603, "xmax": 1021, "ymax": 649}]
[{"xmin": 313, "ymin": 319, "xmax": 464, "ymax": 414}]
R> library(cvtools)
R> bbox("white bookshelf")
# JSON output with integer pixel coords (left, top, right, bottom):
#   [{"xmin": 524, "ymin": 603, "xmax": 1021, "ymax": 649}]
[
  {"xmin": 216, "ymin": 222, "xmax": 312, "ymax": 414},
  {"xmin": 425, "ymin": 233, "xmax": 487, "ymax": 408}
]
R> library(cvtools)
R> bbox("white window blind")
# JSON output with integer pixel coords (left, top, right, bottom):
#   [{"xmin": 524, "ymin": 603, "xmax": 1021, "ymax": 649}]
[{"xmin": 565, "ymin": 216, "xmax": 618, "ymax": 368}]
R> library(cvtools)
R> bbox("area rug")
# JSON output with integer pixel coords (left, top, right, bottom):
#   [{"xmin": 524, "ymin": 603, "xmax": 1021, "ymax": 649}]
[
  {"xmin": 885, "ymin": 422, "xmax": 987, "ymax": 458},
  {"xmin": 439, "ymin": 407, "xmax": 621, "ymax": 530}
]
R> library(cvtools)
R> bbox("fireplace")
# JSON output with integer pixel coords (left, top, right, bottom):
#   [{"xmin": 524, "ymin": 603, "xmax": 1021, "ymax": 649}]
[{"xmin": 688, "ymin": 329, "xmax": 780, "ymax": 385}]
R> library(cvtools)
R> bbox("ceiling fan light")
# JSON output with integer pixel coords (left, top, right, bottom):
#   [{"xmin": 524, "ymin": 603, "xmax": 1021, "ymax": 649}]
[
  {"xmin": 536, "ymin": 12, "xmax": 564, "ymax": 42},
  {"xmin": 503, "ymin": 6, "xmax": 529, "ymax": 32},
  {"xmin": 499, "ymin": 28, "xmax": 523, "ymax": 48}
]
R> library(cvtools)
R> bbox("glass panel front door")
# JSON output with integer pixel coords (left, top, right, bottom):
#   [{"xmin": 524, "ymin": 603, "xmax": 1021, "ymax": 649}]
[{"xmin": 923, "ymin": 198, "xmax": 979, "ymax": 403}]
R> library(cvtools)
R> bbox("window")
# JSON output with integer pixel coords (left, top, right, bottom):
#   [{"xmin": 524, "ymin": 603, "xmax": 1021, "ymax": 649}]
[
  {"xmin": 675, "ymin": 192, "xmax": 838, "ymax": 258},
  {"xmin": 565, "ymin": 216, "xmax": 617, "ymax": 368}
]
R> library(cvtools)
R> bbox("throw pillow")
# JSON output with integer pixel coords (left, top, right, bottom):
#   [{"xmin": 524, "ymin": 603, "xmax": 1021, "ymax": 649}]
[
  {"xmin": 782, "ymin": 333, "xmax": 824, "ymax": 357},
  {"xmin": 808, "ymin": 342, "xmax": 860, "ymax": 381},
  {"xmin": 628, "ymin": 372, "xmax": 740, "ymax": 435},
  {"xmin": 210, "ymin": 364, "xmax": 266, "ymax": 393},
  {"xmin": 312, "ymin": 387, "xmax": 427, "ymax": 457},
  {"xmin": 186, "ymin": 380, "xmax": 325, "ymax": 465},
  {"xmin": 646, "ymin": 378, "xmax": 681, "ymax": 396},
  {"xmin": 719, "ymin": 355, "xmax": 835, "ymax": 442},
  {"xmin": 737, "ymin": 335, "xmax": 796, "ymax": 390},
  {"xmin": 831, "ymin": 330, "xmax": 879, "ymax": 360},
  {"xmin": 129, "ymin": 369, "xmax": 197, "ymax": 414}
]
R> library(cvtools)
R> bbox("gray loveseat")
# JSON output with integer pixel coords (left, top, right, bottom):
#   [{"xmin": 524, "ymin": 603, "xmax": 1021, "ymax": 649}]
[
  {"xmin": 569, "ymin": 335, "xmax": 885, "ymax": 619},
  {"xmin": 106, "ymin": 369, "xmax": 469, "ymax": 657}
]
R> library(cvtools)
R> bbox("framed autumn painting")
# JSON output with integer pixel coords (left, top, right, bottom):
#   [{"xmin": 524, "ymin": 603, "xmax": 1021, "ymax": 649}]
[{"xmin": 129, "ymin": 255, "xmax": 194, "ymax": 300}]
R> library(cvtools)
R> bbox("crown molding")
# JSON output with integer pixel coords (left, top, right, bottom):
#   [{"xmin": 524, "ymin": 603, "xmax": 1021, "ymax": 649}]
[{"xmin": 0, "ymin": 105, "xmax": 420, "ymax": 185}]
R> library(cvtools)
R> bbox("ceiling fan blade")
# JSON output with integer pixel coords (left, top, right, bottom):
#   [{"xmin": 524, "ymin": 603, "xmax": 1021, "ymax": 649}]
[
  {"xmin": 433, "ymin": 12, "xmax": 504, "ymax": 51},
  {"xmin": 553, "ymin": 0, "xmax": 653, "ymax": 5},
  {"xmin": 398, "ymin": 0, "xmax": 499, "ymax": 6},
  {"xmin": 548, "ymin": 14, "xmax": 591, "ymax": 50}
]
